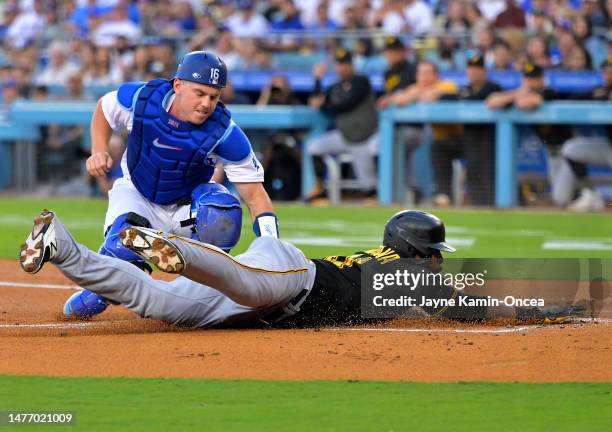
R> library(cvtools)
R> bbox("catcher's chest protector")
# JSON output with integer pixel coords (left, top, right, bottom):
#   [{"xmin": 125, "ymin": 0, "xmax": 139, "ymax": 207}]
[{"xmin": 127, "ymin": 79, "xmax": 231, "ymax": 205}]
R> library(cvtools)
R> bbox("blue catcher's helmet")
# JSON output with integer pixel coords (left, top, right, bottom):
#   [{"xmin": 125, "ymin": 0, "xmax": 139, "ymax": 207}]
[
  {"xmin": 190, "ymin": 183, "xmax": 242, "ymax": 251},
  {"xmin": 175, "ymin": 51, "xmax": 227, "ymax": 88}
]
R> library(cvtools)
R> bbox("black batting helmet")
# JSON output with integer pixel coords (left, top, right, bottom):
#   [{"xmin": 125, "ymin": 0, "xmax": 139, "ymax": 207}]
[{"xmin": 383, "ymin": 210, "xmax": 455, "ymax": 257}]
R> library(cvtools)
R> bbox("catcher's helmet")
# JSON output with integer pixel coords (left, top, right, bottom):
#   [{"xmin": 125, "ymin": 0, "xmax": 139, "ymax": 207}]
[
  {"xmin": 175, "ymin": 51, "xmax": 227, "ymax": 88},
  {"xmin": 383, "ymin": 210, "xmax": 455, "ymax": 257},
  {"xmin": 190, "ymin": 183, "xmax": 242, "ymax": 251}
]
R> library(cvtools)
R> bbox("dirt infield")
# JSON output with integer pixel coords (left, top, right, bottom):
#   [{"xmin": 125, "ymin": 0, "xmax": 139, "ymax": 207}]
[{"xmin": 1, "ymin": 260, "xmax": 611, "ymax": 382}]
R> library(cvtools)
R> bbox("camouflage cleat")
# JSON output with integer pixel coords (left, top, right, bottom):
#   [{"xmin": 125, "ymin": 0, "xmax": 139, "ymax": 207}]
[
  {"xmin": 119, "ymin": 227, "xmax": 185, "ymax": 274},
  {"xmin": 19, "ymin": 209, "xmax": 57, "ymax": 274}
]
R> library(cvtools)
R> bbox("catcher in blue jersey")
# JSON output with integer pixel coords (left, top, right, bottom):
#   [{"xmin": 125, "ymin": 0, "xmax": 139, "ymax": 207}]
[{"xmin": 63, "ymin": 51, "xmax": 279, "ymax": 318}]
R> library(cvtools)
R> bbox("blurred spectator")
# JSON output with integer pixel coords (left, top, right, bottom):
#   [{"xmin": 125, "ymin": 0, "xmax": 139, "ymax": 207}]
[
  {"xmin": 527, "ymin": 8, "xmax": 555, "ymax": 38},
  {"xmin": 0, "ymin": 3, "xmax": 19, "ymax": 40},
  {"xmin": 371, "ymin": 0, "xmax": 409, "ymax": 35},
  {"xmin": 65, "ymin": 72, "xmax": 95, "ymax": 101},
  {"xmin": 149, "ymin": 40, "xmax": 177, "ymax": 78},
  {"xmin": 37, "ymin": 42, "xmax": 80, "ymax": 86},
  {"xmin": 494, "ymin": 0, "xmax": 527, "ymax": 28},
  {"xmin": 139, "ymin": 0, "xmax": 173, "ymax": 36},
  {"xmin": 169, "ymin": 1, "xmax": 198, "ymax": 33},
  {"xmin": 526, "ymin": 36, "xmax": 553, "ymax": 67},
  {"xmin": 270, "ymin": 0, "xmax": 305, "ymax": 50},
  {"xmin": 476, "ymin": 26, "xmax": 501, "ymax": 67},
  {"xmin": 377, "ymin": 36, "xmax": 417, "ymax": 109},
  {"xmin": 427, "ymin": 36, "xmax": 462, "ymax": 70},
  {"xmin": 6, "ymin": 0, "xmax": 45, "ymax": 49},
  {"xmin": 552, "ymin": 57, "xmax": 611, "ymax": 211},
  {"xmin": 114, "ymin": 35, "xmax": 135, "ymax": 78},
  {"xmin": 305, "ymin": 0, "xmax": 338, "ymax": 51},
  {"xmin": 441, "ymin": 51, "xmax": 502, "ymax": 205},
  {"xmin": 205, "ymin": 29, "xmax": 241, "ymax": 71},
  {"xmin": 68, "ymin": 0, "xmax": 112, "ymax": 38},
  {"xmin": 185, "ymin": 12, "xmax": 219, "ymax": 52},
  {"xmin": 392, "ymin": 61, "xmax": 462, "ymax": 207},
  {"xmin": 128, "ymin": 44, "xmax": 151, "ymax": 80},
  {"xmin": 221, "ymin": 79, "xmax": 251, "ymax": 104},
  {"xmin": 224, "ymin": 0, "xmax": 269, "ymax": 38},
  {"xmin": 564, "ymin": 45, "xmax": 593, "ymax": 69},
  {"xmin": 92, "ymin": 5, "xmax": 141, "ymax": 47},
  {"xmin": 552, "ymin": 30, "xmax": 580, "ymax": 66},
  {"xmin": 271, "ymin": 0, "xmax": 304, "ymax": 31},
  {"xmin": 306, "ymin": 49, "xmax": 379, "ymax": 202},
  {"xmin": 0, "ymin": 80, "xmax": 20, "ymax": 107},
  {"xmin": 236, "ymin": 39, "xmax": 278, "ymax": 70},
  {"xmin": 572, "ymin": 13, "xmax": 606, "ymax": 66},
  {"xmin": 308, "ymin": 0, "xmax": 339, "ymax": 32},
  {"xmin": 41, "ymin": 4, "xmax": 64, "ymax": 40},
  {"xmin": 491, "ymin": 40, "xmax": 514, "ymax": 70},
  {"xmin": 437, "ymin": 0, "xmax": 470, "ymax": 35},
  {"xmin": 478, "ymin": 0, "xmax": 506, "ymax": 21},
  {"xmin": 465, "ymin": 3, "xmax": 489, "ymax": 42},
  {"xmin": 404, "ymin": 0, "xmax": 434, "ymax": 36},
  {"xmin": 257, "ymin": 74, "xmax": 300, "ymax": 105},
  {"xmin": 12, "ymin": 65, "xmax": 34, "ymax": 98},
  {"xmin": 82, "ymin": 46, "xmax": 124, "ymax": 85},
  {"xmin": 580, "ymin": 0, "xmax": 606, "ymax": 28}
]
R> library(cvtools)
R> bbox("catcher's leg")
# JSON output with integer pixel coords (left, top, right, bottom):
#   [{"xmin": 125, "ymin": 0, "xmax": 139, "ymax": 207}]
[
  {"xmin": 121, "ymin": 228, "xmax": 316, "ymax": 308},
  {"xmin": 63, "ymin": 212, "xmax": 154, "ymax": 318}
]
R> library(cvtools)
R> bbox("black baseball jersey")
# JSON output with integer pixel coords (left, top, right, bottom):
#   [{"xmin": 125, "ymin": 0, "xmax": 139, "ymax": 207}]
[
  {"xmin": 278, "ymin": 246, "xmax": 490, "ymax": 328},
  {"xmin": 531, "ymin": 88, "xmax": 574, "ymax": 147},
  {"xmin": 590, "ymin": 85, "xmax": 612, "ymax": 140},
  {"xmin": 317, "ymin": 74, "xmax": 373, "ymax": 115},
  {"xmin": 383, "ymin": 60, "xmax": 416, "ymax": 94},
  {"xmin": 458, "ymin": 80, "xmax": 502, "ymax": 100}
]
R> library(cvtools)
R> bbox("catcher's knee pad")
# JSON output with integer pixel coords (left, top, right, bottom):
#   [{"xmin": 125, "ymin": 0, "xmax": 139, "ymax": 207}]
[
  {"xmin": 189, "ymin": 183, "xmax": 242, "ymax": 252},
  {"xmin": 99, "ymin": 212, "xmax": 152, "ymax": 271}
]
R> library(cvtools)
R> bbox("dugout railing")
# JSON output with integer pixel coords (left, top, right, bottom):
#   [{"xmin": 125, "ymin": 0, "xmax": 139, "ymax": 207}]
[{"xmin": 4, "ymin": 101, "xmax": 612, "ymax": 208}]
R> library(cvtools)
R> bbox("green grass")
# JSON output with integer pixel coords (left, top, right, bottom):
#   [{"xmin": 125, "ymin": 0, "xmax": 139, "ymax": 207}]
[
  {"xmin": 1, "ymin": 197, "xmax": 612, "ymax": 259},
  {"xmin": 0, "ymin": 376, "xmax": 610, "ymax": 431}
]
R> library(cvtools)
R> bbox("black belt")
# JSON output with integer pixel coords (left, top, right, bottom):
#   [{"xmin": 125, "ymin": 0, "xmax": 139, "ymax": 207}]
[{"xmin": 259, "ymin": 288, "xmax": 310, "ymax": 326}]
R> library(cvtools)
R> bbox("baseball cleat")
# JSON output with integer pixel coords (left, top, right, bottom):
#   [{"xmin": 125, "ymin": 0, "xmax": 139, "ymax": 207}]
[
  {"xmin": 63, "ymin": 290, "xmax": 108, "ymax": 318},
  {"xmin": 541, "ymin": 304, "xmax": 586, "ymax": 324},
  {"xmin": 19, "ymin": 209, "xmax": 57, "ymax": 274},
  {"xmin": 119, "ymin": 227, "xmax": 185, "ymax": 274}
]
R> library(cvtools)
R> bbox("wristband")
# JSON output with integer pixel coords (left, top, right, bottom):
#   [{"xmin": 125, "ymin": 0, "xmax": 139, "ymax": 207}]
[{"xmin": 253, "ymin": 212, "xmax": 279, "ymax": 238}]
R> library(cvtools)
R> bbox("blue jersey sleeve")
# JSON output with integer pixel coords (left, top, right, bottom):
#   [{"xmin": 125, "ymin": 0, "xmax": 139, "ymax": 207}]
[
  {"xmin": 214, "ymin": 122, "xmax": 253, "ymax": 162},
  {"xmin": 116, "ymin": 81, "xmax": 146, "ymax": 110}
]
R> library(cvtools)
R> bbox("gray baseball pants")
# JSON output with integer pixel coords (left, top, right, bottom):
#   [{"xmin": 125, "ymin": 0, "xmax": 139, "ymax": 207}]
[
  {"xmin": 50, "ymin": 216, "xmax": 316, "ymax": 327},
  {"xmin": 551, "ymin": 136, "xmax": 612, "ymax": 206}
]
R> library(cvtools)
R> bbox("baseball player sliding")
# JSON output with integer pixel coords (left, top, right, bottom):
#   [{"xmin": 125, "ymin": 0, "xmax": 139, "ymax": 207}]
[
  {"xmin": 20, "ymin": 203, "xmax": 583, "ymax": 328},
  {"xmin": 65, "ymin": 51, "xmax": 279, "ymax": 319}
]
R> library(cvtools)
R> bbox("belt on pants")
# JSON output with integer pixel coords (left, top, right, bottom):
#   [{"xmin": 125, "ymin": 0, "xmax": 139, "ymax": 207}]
[{"xmin": 259, "ymin": 288, "xmax": 311, "ymax": 326}]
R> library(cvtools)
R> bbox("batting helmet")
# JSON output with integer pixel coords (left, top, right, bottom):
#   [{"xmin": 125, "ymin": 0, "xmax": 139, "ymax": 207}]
[
  {"xmin": 175, "ymin": 51, "xmax": 227, "ymax": 88},
  {"xmin": 383, "ymin": 210, "xmax": 455, "ymax": 257},
  {"xmin": 190, "ymin": 183, "xmax": 242, "ymax": 251}
]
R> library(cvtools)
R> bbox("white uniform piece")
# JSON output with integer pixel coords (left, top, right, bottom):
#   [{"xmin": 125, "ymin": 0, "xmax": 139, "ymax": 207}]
[
  {"xmin": 50, "ymin": 216, "xmax": 315, "ymax": 327},
  {"xmin": 308, "ymin": 130, "xmax": 379, "ymax": 191},
  {"xmin": 551, "ymin": 136, "xmax": 612, "ymax": 207},
  {"xmin": 100, "ymin": 90, "xmax": 263, "ymax": 235}
]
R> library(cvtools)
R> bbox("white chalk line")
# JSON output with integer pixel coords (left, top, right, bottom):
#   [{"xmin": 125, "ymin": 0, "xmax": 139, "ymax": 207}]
[
  {"xmin": 1, "ymin": 318, "xmax": 609, "ymax": 332},
  {"xmin": 0, "ymin": 281, "xmax": 79, "ymax": 290}
]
